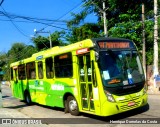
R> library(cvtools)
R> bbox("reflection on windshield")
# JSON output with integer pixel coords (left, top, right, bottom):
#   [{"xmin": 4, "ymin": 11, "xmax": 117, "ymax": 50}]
[{"xmin": 99, "ymin": 50, "xmax": 144, "ymax": 86}]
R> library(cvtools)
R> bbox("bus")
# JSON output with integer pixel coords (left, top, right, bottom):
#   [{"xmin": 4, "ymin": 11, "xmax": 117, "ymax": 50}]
[{"xmin": 10, "ymin": 37, "xmax": 147, "ymax": 116}]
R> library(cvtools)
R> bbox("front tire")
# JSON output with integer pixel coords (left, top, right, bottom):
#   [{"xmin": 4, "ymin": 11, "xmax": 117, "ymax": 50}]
[{"xmin": 67, "ymin": 96, "xmax": 79, "ymax": 116}]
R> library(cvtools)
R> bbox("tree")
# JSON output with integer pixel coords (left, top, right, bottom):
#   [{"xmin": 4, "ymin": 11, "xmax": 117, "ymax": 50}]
[
  {"xmin": 32, "ymin": 31, "xmax": 66, "ymax": 51},
  {"xmin": 66, "ymin": 23, "xmax": 102, "ymax": 43},
  {"xmin": 0, "ymin": 52, "xmax": 8, "ymax": 80},
  {"xmin": 1, "ymin": 43, "xmax": 36, "ymax": 80},
  {"xmin": 67, "ymin": 0, "xmax": 155, "ymax": 65},
  {"xmin": 32, "ymin": 36, "xmax": 49, "ymax": 51},
  {"xmin": 8, "ymin": 42, "xmax": 37, "ymax": 63}
]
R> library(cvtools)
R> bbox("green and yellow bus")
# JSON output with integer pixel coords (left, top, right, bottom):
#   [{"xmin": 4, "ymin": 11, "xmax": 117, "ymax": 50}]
[{"xmin": 10, "ymin": 37, "xmax": 147, "ymax": 116}]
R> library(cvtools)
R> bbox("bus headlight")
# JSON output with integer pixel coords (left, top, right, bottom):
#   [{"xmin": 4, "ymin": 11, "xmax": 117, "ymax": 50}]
[{"xmin": 104, "ymin": 91, "xmax": 115, "ymax": 102}]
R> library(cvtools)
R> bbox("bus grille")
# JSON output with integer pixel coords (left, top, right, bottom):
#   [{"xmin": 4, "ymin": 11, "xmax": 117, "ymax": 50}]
[
  {"xmin": 118, "ymin": 98, "xmax": 131, "ymax": 103},
  {"xmin": 120, "ymin": 101, "xmax": 141, "ymax": 111},
  {"xmin": 132, "ymin": 95, "xmax": 141, "ymax": 100}
]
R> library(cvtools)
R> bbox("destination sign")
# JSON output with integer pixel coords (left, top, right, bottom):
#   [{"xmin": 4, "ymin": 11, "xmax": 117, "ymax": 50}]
[
  {"xmin": 98, "ymin": 42, "xmax": 131, "ymax": 49},
  {"xmin": 59, "ymin": 54, "xmax": 68, "ymax": 59}
]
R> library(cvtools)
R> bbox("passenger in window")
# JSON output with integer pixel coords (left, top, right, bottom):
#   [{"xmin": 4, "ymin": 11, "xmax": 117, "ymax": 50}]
[{"xmin": 31, "ymin": 71, "xmax": 36, "ymax": 79}]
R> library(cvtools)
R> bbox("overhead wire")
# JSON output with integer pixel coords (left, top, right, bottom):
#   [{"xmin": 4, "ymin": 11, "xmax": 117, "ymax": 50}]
[
  {"xmin": 0, "ymin": 0, "xmax": 4, "ymax": 6},
  {"xmin": 0, "ymin": 10, "xmax": 68, "ymax": 31},
  {"xmin": 6, "ymin": 41, "xmax": 35, "ymax": 60},
  {"xmin": 37, "ymin": 1, "xmax": 83, "ymax": 31},
  {"xmin": 0, "ymin": 7, "xmax": 65, "ymax": 57},
  {"xmin": 0, "ymin": 1, "xmax": 88, "ymax": 60},
  {"xmin": 0, "ymin": 6, "xmax": 30, "ymax": 38}
]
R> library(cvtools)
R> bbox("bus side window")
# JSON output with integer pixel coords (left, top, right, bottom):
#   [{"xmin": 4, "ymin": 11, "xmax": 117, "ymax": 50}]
[
  {"xmin": 31, "ymin": 71, "xmax": 36, "ymax": 79},
  {"xmin": 10, "ymin": 68, "xmax": 13, "ymax": 80},
  {"xmin": 26, "ymin": 62, "xmax": 36, "ymax": 79},
  {"xmin": 54, "ymin": 52, "xmax": 73, "ymax": 78},
  {"xmin": 38, "ymin": 61, "xmax": 43, "ymax": 79},
  {"xmin": 18, "ymin": 64, "xmax": 26, "ymax": 80},
  {"xmin": 45, "ymin": 57, "xmax": 54, "ymax": 79}
]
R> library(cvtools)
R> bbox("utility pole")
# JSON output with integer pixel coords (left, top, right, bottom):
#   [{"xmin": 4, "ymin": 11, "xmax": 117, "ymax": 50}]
[
  {"xmin": 142, "ymin": 3, "xmax": 146, "ymax": 78},
  {"xmin": 153, "ymin": 0, "xmax": 158, "ymax": 87},
  {"xmin": 102, "ymin": 1, "xmax": 107, "ymax": 37},
  {"xmin": 34, "ymin": 29, "xmax": 52, "ymax": 48},
  {"xmin": 91, "ymin": 1, "xmax": 108, "ymax": 37}
]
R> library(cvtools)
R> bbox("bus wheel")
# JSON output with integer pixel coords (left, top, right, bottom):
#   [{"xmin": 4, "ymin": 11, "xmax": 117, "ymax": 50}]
[
  {"xmin": 25, "ymin": 92, "xmax": 32, "ymax": 105},
  {"xmin": 67, "ymin": 96, "xmax": 79, "ymax": 116},
  {"xmin": 64, "ymin": 100, "xmax": 69, "ymax": 113}
]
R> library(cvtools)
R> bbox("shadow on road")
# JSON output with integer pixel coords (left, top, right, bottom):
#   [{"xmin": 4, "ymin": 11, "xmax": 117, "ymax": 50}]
[
  {"xmin": 33, "ymin": 102, "xmax": 150, "ymax": 123},
  {"xmin": 4, "ymin": 104, "xmax": 29, "ymax": 109},
  {"xmin": 80, "ymin": 103, "xmax": 150, "ymax": 123},
  {"xmin": 2, "ymin": 95, "xmax": 10, "ymax": 98},
  {"xmin": 3, "ymin": 100, "xmax": 32, "ymax": 109}
]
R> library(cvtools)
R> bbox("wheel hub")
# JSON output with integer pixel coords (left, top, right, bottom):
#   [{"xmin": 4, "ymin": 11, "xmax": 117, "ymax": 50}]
[{"xmin": 69, "ymin": 99, "xmax": 77, "ymax": 111}]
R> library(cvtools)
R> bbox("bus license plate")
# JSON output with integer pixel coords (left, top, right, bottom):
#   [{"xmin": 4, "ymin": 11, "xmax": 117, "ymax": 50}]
[{"xmin": 128, "ymin": 102, "xmax": 135, "ymax": 106}]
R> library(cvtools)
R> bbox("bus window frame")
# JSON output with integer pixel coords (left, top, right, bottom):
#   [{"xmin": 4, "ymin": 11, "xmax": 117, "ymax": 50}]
[
  {"xmin": 18, "ymin": 64, "xmax": 26, "ymax": 80},
  {"xmin": 54, "ymin": 52, "xmax": 73, "ymax": 78},
  {"xmin": 45, "ymin": 57, "xmax": 54, "ymax": 79},
  {"xmin": 26, "ymin": 62, "xmax": 36, "ymax": 80},
  {"xmin": 10, "ymin": 67, "xmax": 14, "ymax": 80},
  {"xmin": 38, "ymin": 61, "xmax": 44, "ymax": 79}
]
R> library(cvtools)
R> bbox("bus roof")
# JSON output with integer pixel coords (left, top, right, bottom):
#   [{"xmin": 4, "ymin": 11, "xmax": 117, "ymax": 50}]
[
  {"xmin": 10, "ymin": 37, "xmax": 136, "ymax": 67},
  {"xmin": 33, "ymin": 39, "xmax": 94, "ymax": 58},
  {"xmin": 10, "ymin": 38, "xmax": 93, "ymax": 67}
]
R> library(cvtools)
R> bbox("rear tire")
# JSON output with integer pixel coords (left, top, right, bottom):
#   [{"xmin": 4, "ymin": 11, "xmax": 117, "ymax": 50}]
[
  {"xmin": 64, "ymin": 100, "xmax": 69, "ymax": 113},
  {"xmin": 67, "ymin": 96, "xmax": 79, "ymax": 116},
  {"xmin": 25, "ymin": 92, "xmax": 32, "ymax": 105}
]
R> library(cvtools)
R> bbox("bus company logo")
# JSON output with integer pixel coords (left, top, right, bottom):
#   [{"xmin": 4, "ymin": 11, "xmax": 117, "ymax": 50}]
[
  {"xmin": 128, "ymin": 101, "xmax": 135, "ymax": 106},
  {"xmin": 51, "ymin": 84, "xmax": 64, "ymax": 91}
]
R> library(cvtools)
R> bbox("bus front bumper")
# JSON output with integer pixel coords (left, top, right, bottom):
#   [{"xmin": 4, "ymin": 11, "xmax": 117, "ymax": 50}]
[{"xmin": 101, "ymin": 93, "xmax": 148, "ymax": 116}]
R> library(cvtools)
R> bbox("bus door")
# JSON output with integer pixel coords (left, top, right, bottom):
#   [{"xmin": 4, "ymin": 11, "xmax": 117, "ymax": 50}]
[
  {"xmin": 78, "ymin": 54, "xmax": 95, "ymax": 111},
  {"xmin": 13, "ymin": 67, "xmax": 22, "ymax": 98}
]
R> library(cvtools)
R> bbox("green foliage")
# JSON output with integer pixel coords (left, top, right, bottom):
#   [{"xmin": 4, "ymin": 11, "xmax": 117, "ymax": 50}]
[
  {"xmin": 0, "ymin": 43, "xmax": 37, "ymax": 80},
  {"xmin": 0, "ymin": 52, "xmax": 7, "ymax": 80},
  {"xmin": 50, "ymin": 31, "xmax": 66, "ymax": 46},
  {"xmin": 32, "ymin": 31, "xmax": 66, "ymax": 51},
  {"xmin": 32, "ymin": 36, "xmax": 49, "ymax": 50},
  {"xmin": 66, "ymin": 23, "xmax": 102, "ymax": 43},
  {"xmin": 8, "ymin": 43, "xmax": 37, "ymax": 63},
  {"xmin": 109, "ymin": 21, "xmax": 142, "ymax": 48},
  {"xmin": 1, "ymin": 0, "xmax": 159, "ymax": 81},
  {"xmin": 67, "ymin": 11, "xmax": 88, "ymax": 28},
  {"xmin": 0, "ymin": 53, "xmax": 6, "ymax": 67},
  {"xmin": 69, "ymin": 0, "xmax": 155, "ymax": 66}
]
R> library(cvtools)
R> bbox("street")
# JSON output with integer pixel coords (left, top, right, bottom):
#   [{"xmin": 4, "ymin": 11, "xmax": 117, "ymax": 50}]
[{"xmin": 1, "ymin": 84, "xmax": 160, "ymax": 127}]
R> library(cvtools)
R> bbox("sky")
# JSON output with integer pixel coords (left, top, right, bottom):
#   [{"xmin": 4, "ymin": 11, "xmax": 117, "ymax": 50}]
[{"xmin": 0, "ymin": 0, "xmax": 97, "ymax": 52}]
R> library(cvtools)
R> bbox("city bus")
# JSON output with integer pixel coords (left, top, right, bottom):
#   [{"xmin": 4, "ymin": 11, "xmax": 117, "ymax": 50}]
[{"xmin": 10, "ymin": 37, "xmax": 147, "ymax": 116}]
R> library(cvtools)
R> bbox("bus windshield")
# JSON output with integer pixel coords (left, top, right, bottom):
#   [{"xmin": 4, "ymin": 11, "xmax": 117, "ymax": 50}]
[{"xmin": 99, "ymin": 50, "xmax": 145, "ymax": 87}]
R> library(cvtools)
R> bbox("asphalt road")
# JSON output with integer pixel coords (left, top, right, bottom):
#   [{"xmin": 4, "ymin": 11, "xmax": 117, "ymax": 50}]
[{"xmin": 1, "ymin": 84, "xmax": 160, "ymax": 127}]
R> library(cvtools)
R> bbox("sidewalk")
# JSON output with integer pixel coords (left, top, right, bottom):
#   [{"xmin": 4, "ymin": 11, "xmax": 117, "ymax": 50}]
[
  {"xmin": 0, "ymin": 108, "xmax": 29, "ymax": 118},
  {"xmin": 0, "ymin": 108, "xmax": 51, "ymax": 127},
  {"xmin": 147, "ymin": 85, "xmax": 160, "ymax": 95},
  {"xmin": 0, "ymin": 96, "xmax": 50, "ymax": 127}
]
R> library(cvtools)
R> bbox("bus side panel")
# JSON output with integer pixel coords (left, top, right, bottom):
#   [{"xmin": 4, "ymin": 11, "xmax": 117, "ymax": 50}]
[
  {"xmin": 27, "ymin": 80, "xmax": 37, "ymax": 103},
  {"xmin": 27, "ymin": 79, "xmax": 75, "ymax": 108},
  {"xmin": 46, "ymin": 79, "xmax": 75, "ymax": 108},
  {"xmin": 11, "ymin": 80, "xmax": 26, "ymax": 100}
]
